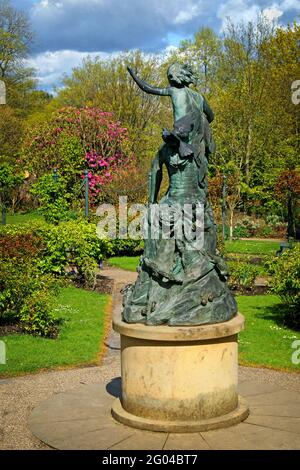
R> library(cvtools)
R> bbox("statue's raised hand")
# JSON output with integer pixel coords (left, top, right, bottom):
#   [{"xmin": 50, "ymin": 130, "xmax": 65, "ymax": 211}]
[
  {"xmin": 126, "ymin": 66, "xmax": 171, "ymax": 97},
  {"xmin": 127, "ymin": 66, "xmax": 134, "ymax": 77}
]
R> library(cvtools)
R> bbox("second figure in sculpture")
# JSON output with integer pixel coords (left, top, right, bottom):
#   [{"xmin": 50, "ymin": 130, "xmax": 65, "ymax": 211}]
[{"xmin": 123, "ymin": 63, "xmax": 237, "ymax": 326}]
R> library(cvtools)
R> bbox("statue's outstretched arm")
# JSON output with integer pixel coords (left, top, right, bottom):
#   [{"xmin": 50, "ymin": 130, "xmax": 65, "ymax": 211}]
[
  {"xmin": 203, "ymin": 97, "xmax": 214, "ymax": 123},
  {"xmin": 127, "ymin": 67, "xmax": 171, "ymax": 97}
]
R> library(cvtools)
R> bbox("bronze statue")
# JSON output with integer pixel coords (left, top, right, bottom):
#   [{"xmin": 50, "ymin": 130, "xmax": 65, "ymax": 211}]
[{"xmin": 123, "ymin": 63, "xmax": 237, "ymax": 326}]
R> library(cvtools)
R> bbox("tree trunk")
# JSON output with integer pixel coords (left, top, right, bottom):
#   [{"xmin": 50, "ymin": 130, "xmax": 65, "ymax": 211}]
[
  {"xmin": 229, "ymin": 208, "xmax": 234, "ymax": 241},
  {"xmin": 287, "ymin": 192, "xmax": 295, "ymax": 239},
  {"xmin": 245, "ymin": 120, "xmax": 252, "ymax": 186}
]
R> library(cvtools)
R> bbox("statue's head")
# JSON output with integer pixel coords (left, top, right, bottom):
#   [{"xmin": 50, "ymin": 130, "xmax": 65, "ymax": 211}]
[{"xmin": 167, "ymin": 63, "xmax": 196, "ymax": 87}]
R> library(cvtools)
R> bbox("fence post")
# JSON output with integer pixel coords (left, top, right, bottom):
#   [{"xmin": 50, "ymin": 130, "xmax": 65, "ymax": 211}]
[
  {"xmin": 53, "ymin": 168, "xmax": 58, "ymax": 183},
  {"xmin": 84, "ymin": 170, "xmax": 89, "ymax": 219}
]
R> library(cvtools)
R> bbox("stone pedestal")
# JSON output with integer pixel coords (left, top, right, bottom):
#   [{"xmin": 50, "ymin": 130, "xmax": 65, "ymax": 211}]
[{"xmin": 112, "ymin": 313, "xmax": 249, "ymax": 432}]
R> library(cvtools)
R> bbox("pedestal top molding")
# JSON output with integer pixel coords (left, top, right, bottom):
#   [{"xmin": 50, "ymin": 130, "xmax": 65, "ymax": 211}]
[{"xmin": 113, "ymin": 313, "xmax": 245, "ymax": 342}]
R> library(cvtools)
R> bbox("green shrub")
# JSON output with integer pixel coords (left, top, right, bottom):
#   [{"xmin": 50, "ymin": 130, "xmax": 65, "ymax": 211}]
[
  {"xmin": 110, "ymin": 238, "xmax": 143, "ymax": 256},
  {"xmin": 1, "ymin": 219, "xmax": 143, "ymax": 285},
  {"xmin": 0, "ymin": 233, "xmax": 60, "ymax": 337},
  {"xmin": 19, "ymin": 290, "xmax": 59, "ymax": 338},
  {"xmin": 1, "ymin": 220, "xmax": 115, "ymax": 285},
  {"xmin": 228, "ymin": 262, "xmax": 259, "ymax": 290},
  {"xmin": 260, "ymin": 226, "xmax": 273, "ymax": 238},
  {"xmin": 266, "ymin": 245, "xmax": 300, "ymax": 328},
  {"xmin": 233, "ymin": 225, "xmax": 250, "ymax": 238},
  {"xmin": 37, "ymin": 220, "xmax": 114, "ymax": 283},
  {"xmin": 0, "ymin": 163, "xmax": 24, "ymax": 219},
  {"xmin": 31, "ymin": 173, "xmax": 72, "ymax": 224}
]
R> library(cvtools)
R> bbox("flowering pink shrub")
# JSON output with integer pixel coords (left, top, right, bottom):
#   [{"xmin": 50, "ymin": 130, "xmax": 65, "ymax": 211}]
[{"xmin": 22, "ymin": 106, "xmax": 132, "ymax": 203}]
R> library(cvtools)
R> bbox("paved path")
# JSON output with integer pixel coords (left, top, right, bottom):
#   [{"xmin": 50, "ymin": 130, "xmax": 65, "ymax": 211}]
[{"xmin": 1, "ymin": 267, "xmax": 300, "ymax": 450}]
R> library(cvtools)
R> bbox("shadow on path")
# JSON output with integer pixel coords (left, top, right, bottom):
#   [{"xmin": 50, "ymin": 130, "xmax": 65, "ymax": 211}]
[{"xmin": 106, "ymin": 376, "xmax": 121, "ymax": 398}]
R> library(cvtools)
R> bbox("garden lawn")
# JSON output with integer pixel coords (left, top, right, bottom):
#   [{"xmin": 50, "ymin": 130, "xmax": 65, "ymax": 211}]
[
  {"xmin": 0, "ymin": 286, "xmax": 110, "ymax": 377},
  {"xmin": 6, "ymin": 211, "xmax": 43, "ymax": 225},
  {"xmin": 109, "ymin": 256, "xmax": 139, "ymax": 272},
  {"xmin": 226, "ymin": 239, "xmax": 280, "ymax": 255},
  {"xmin": 237, "ymin": 295, "xmax": 300, "ymax": 371}
]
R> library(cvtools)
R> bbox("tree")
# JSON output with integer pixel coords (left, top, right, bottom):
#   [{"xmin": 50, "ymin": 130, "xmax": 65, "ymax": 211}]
[
  {"xmin": 207, "ymin": 17, "xmax": 300, "ymax": 222},
  {"xmin": 22, "ymin": 106, "xmax": 135, "ymax": 206},
  {"xmin": 174, "ymin": 27, "xmax": 222, "ymax": 94},
  {"xmin": 55, "ymin": 50, "xmax": 171, "ymax": 164},
  {"xmin": 215, "ymin": 16, "xmax": 276, "ymax": 186},
  {"xmin": 0, "ymin": 163, "xmax": 23, "ymax": 223},
  {"xmin": 0, "ymin": 0, "xmax": 48, "ymax": 169},
  {"xmin": 0, "ymin": 0, "xmax": 38, "ymax": 115},
  {"xmin": 0, "ymin": 105, "xmax": 23, "ymax": 160},
  {"xmin": 0, "ymin": 0, "xmax": 33, "ymax": 78}
]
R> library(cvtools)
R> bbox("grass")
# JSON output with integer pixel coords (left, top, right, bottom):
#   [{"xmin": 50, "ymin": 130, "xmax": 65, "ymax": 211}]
[
  {"xmin": 225, "ymin": 239, "xmax": 280, "ymax": 255},
  {"xmin": 237, "ymin": 295, "xmax": 300, "ymax": 371},
  {"xmin": 4, "ymin": 210, "xmax": 79, "ymax": 226},
  {"xmin": 0, "ymin": 286, "xmax": 111, "ymax": 377},
  {"xmin": 109, "ymin": 256, "xmax": 140, "ymax": 272},
  {"xmin": 5, "ymin": 211, "xmax": 43, "ymax": 225}
]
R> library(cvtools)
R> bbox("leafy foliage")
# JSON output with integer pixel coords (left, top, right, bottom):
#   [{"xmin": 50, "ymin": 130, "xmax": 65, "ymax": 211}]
[
  {"xmin": 0, "ymin": 220, "xmax": 114, "ymax": 285},
  {"xmin": 275, "ymin": 170, "xmax": 300, "ymax": 238},
  {"xmin": 0, "ymin": 163, "xmax": 24, "ymax": 214},
  {"xmin": 0, "ymin": 106, "xmax": 23, "ymax": 160},
  {"xmin": 0, "ymin": 232, "xmax": 60, "ymax": 337},
  {"xmin": 30, "ymin": 173, "xmax": 72, "ymax": 224},
  {"xmin": 267, "ymin": 246, "xmax": 300, "ymax": 328},
  {"xmin": 228, "ymin": 262, "xmax": 259, "ymax": 291}
]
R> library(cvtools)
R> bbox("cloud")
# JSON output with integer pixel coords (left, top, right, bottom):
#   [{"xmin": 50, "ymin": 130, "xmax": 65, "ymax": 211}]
[
  {"xmin": 10, "ymin": 0, "xmax": 299, "ymax": 55},
  {"xmin": 173, "ymin": 2, "xmax": 203, "ymax": 25},
  {"xmin": 25, "ymin": 46, "xmax": 178, "ymax": 92},
  {"xmin": 263, "ymin": 5, "xmax": 283, "ymax": 21},
  {"xmin": 26, "ymin": 49, "xmax": 111, "ymax": 91},
  {"xmin": 218, "ymin": 0, "xmax": 260, "ymax": 29},
  {"xmin": 24, "ymin": 0, "xmax": 215, "ymax": 53},
  {"xmin": 217, "ymin": 0, "xmax": 299, "ymax": 30}
]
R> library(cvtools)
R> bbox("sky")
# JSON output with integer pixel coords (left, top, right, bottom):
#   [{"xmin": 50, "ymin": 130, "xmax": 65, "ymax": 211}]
[{"xmin": 10, "ymin": 0, "xmax": 300, "ymax": 92}]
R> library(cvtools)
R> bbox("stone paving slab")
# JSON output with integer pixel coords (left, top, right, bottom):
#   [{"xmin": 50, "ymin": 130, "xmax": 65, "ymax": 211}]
[
  {"xmin": 27, "ymin": 380, "xmax": 300, "ymax": 450},
  {"xmin": 164, "ymin": 433, "xmax": 210, "ymax": 450},
  {"xmin": 249, "ymin": 403, "xmax": 300, "ymax": 418},
  {"xmin": 201, "ymin": 422, "xmax": 300, "ymax": 450}
]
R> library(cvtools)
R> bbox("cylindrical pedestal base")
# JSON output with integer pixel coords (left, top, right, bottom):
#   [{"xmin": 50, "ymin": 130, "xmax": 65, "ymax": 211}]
[{"xmin": 112, "ymin": 314, "xmax": 249, "ymax": 432}]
